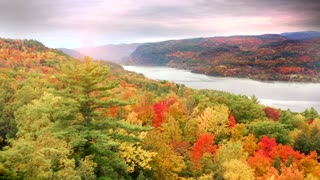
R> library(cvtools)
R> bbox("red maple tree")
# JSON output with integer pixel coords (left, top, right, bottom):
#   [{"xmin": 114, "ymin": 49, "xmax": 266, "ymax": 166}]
[
  {"xmin": 258, "ymin": 136, "xmax": 277, "ymax": 157},
  {"xmin": 264, "ymin": 107, "xmax": 281, "ymax": 121},
  {"xmin": 229, "ymin": 114, "xmax": 236, "ymax": 128},
  {"xmin": 153, "ymin": 97, "xmax": 176, "ymax": 127},
  {"xmin": 191, "ymin": 133, "xmax": 217, "ymax": 170}
]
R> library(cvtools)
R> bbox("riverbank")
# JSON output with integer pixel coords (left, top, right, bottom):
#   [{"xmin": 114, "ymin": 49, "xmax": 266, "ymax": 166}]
[
  {"xmin": 123, "ymin": 65, "xmax": 320, "ymax": 112},
  {"xmin": 167, "ymin": 63, "xmax": 320, "ymax": 83}
]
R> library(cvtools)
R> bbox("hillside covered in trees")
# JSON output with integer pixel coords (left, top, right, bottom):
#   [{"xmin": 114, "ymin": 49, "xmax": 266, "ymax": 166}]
[
  {"xmin": 0, "ymin": 38, "xmax": 320, "ymax": 179},
  {"xmin": 129, "ymin": 32, "xmax": 320, "ymax": 82}
]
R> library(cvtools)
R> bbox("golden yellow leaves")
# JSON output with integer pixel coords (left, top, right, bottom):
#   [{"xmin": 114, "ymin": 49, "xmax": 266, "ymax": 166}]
[
  {"xmin": 119, "ymin": 142, "xmax": 156, "ymax": 173},
  {"xmin": 196, "ymin": 105, "xmax": 230, "ymax": 137}
]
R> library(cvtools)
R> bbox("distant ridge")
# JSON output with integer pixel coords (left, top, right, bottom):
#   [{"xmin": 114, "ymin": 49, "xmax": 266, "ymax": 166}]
[
  {"xmin": 280, "ymin": 31, "xmax": 320, "ymax": 40},
  {"xmin": 60, "ymin": 31, "xmax": 320, "ymax": 81},
  {"xmin": 128, "ymin": 31, "xmax": 320, "ymax": 82},
  {"xmin": 58, "ymin": 48, "xmax": 85, "ymax": 60},
  {"xmin": 77, "ymin": 43, "xmax": 141, "ymax": 63}
]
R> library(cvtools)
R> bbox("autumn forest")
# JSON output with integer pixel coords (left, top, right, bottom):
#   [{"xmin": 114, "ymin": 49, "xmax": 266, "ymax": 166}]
[
  {"xmin": 0, "ymin": 37, "xmax": 320, "ymax": 180},
  {"xmin": 129, "ymin": 33, "xmax": 320, "ymax": 82}
]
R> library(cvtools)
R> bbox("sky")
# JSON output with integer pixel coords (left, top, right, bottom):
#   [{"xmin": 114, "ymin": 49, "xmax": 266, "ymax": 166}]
[{"xmin": 0, "ymin": 0, "xmax": 319, "ymax": 48}]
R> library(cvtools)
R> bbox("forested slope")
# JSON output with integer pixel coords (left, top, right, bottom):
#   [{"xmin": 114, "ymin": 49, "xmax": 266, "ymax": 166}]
[
  {"xmin": 129, "ymin": 33, "xmax": 320, "ymax": 82},
  {"xmin": 0, "ymin": 38, "xmax": 320, "ymax": 179}
]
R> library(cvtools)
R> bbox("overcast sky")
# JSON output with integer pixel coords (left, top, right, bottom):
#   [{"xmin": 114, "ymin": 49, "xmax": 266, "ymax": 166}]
[{"xmin": 0, "ymin": 0, "xmax": 319, "ymax": 48}]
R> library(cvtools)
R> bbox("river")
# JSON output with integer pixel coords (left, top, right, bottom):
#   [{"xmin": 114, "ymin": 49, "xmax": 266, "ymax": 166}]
[{"xmin": 123, "ymin": 66, "xmax": 320, "ymax": 113}]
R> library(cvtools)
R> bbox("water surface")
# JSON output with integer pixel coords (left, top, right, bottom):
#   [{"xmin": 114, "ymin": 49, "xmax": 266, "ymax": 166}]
[{"xmin": 123, "ymin": 66, "xmax": 320, "ymax": 112}]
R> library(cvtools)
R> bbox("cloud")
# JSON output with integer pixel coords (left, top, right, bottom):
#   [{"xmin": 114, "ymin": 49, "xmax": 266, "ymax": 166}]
[{"xmin": 0, "ymin": 0, "xmax": 319, "ymax": 48}]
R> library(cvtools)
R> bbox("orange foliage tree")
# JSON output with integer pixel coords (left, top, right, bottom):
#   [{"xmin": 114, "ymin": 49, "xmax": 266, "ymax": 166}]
[
  {"xmin": 248, "ymin": 136, "xmax": 277, "ymax": 176},
  {"xmin": 191, "ymin": 133, "xmax": 217, "ymax": 171}
]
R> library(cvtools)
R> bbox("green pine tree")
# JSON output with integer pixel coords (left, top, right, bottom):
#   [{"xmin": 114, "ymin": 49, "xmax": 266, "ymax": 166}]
[{"xmin": 54, "ymin": 57, "xmax": 150, "ymax": 178}]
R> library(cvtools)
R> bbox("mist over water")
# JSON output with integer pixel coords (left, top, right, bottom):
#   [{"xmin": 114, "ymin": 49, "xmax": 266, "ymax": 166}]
[{"xmin": 123, "ymin": 66, "xmax": 320, "ymax": 113}]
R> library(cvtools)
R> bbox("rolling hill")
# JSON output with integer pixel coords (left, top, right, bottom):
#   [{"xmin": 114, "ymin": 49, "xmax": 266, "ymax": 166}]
[
  {"xmin": 129, "ymin": 32, "xmax": 320, "ymax": 82},
  {"xmin": 281, "ymin": 31, "xmax": 320, "ymax": 40},
  {"xmin": 58, "ymin": 48, "xmax": 85, "ymax": 60},
  {"xmin": 1, "ymin": 37, "xmax": 320, "ymax": 179}
]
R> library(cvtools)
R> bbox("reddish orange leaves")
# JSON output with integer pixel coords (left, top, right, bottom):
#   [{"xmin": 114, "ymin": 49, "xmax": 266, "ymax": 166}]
[
  {"xmin": 191, "ymin": 133, "xmax": 217, "ymax": 170},
  {"xmin": 229, "ymin": 114, "xmax": 236, "ymax": 128},
  {"xmin": 153, "ymin": 97, "xmax": 176, "ymax": 127}
]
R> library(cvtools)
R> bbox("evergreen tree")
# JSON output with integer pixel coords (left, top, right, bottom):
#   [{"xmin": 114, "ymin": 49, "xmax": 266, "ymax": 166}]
[
  {"xmin": 54, "ymin": 57, "xmax": 150, "ymax": 178},
  {"xmin": 56, "ymin": 57, "xmax": 131, "ymax": 124}
]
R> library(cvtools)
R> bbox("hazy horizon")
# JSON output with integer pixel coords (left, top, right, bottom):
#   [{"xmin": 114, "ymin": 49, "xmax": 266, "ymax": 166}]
[
  {"xmin": 0, "ymin": 0, "xmax": 319, "ymax": 48},
  {"xmin": 52, "ymin": 30, "xmax": 320, "ymax": 49}
]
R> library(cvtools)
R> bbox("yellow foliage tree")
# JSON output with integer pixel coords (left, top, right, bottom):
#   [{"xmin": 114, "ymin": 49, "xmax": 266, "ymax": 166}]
[
  {"xmin": 222, "ymin": 159, "xmax": 255, "ymax": 180},
  {"xmin": 143, "ymin": 130, "xmax": 186, "ymax": 179},
  {"xmin": 196, "ymin": 105, "xmax": 230, "ymax": 138},
  {"xmin": 241, "ymin": 134, "xmax": 259, "ymax": 156},
  {"xmin": 231, "ymin": 123, "xmax": 249, "ymax": 140},
  {"xmin": 119, "ymin": 142, "xmax": 157, "ymax": 173},
  {"xmin": 163, "ymin": 116, "xmax": 183, "ymax": 142},
  {"xmin": 0, "ymin": 93, "xmax": 95, "ymax": 179},
  {"xmin": 215, "ymin": 141, "xmax": 248, "ymax": 179},
  {"xmin": 184, "ymin": 118, "xmax": 200, "ymax": 143},
  {"xmin": 0, "ymin": 132, "xmax": 80, "ymax": 180},
  {"xmin": 115, "ymin": 114, "xmax": 157, "ymax": 173}
]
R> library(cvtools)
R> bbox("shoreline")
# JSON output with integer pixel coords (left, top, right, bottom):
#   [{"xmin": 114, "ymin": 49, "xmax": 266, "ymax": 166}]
[
  {"xmin": 124, "ymin": 64, "xmax": 320, "ymax": 83},
  {"xmin": 168, "ymin": 64, "xmax": 320, "ymax": 83}
]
